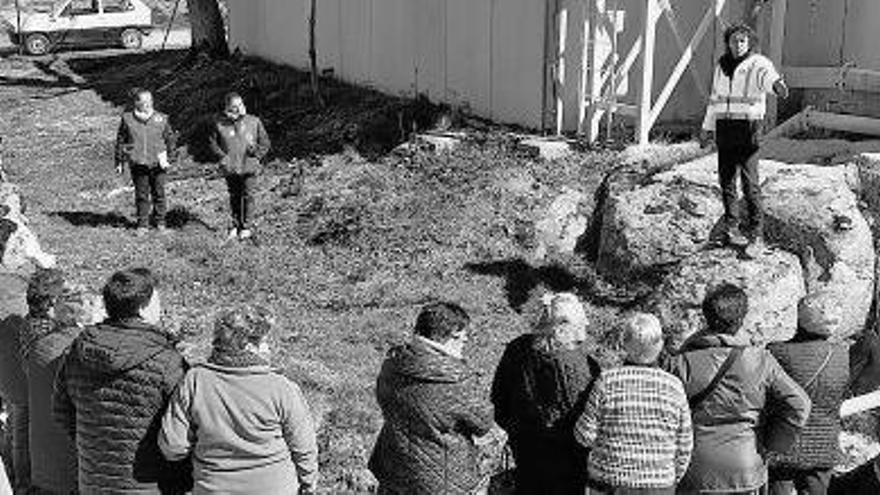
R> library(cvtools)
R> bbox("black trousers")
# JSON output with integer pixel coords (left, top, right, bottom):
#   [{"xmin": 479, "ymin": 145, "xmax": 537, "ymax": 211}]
[
  {"xmin": 130, "ymin": 164, "xmax": 166, "ymax": 228},
  {"xmin": 716, "ymin": 119, "xmax": 763, "ymax": 239},
  {"xmin": 225, "ymin": 174, "xmax": 256, "ymax": 230}
]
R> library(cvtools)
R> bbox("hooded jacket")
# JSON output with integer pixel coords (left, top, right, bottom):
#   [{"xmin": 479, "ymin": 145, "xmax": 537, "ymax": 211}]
[
  {"xmin": 209, "ymin": 114, "xmax": 271, "ymax": 176},
  {"xmin": 491, "ymin": 334, "xmax": 599, "ymax": 494},
  {"xmin": 52, "ymin": 318, "xmax": 191, "ymax": 494},
  {"xmin": 368, "ymin": 339, "xmax": 493, "ymax": 494},
  {"xmin": 21, "ymin": 316, "xmax": 81, "ymax": 493},
  {"xmin": 666, "ymin": 333, "xmax": 811, "ymax": 493},
  {"xmin": 115, "ymin": 111, "xmax": 176, "ymax": 168}
]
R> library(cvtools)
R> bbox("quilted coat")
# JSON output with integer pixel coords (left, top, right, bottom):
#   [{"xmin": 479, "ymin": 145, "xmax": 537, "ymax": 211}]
[
  {"xmin": 491, "ymin": 334, "xmax": 600, "ymax": 495},
  {"xmin": 767, "ymin": 338, "xmax": 849, "ymax": 470},
  {"xmin": 209, "ymin": 114, "xmax": 271, "ymax": 176},
  {"xmin": 368, "ymin": 339, "xmax": 493, "ymax": 495},
  {"xmin": 52, "ymin": 318, "xmax": 191, "ymax": 494}
]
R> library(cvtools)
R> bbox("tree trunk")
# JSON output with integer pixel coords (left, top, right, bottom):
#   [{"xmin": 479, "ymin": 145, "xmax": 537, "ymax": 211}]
[
  {"xmin": 308, "ymin": 0, "xmax": 324, "ymax": 107},
  {"xmin": 187, "ymin": 0, "xmax": 228, "ymax": 57}
]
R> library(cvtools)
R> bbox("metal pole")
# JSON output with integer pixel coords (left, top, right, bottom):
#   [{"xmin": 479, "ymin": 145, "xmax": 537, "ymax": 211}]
[
  {"xmin": 15, "ymin": 0, "xmax": 22, "ymax": 56},
  {"xmin": 162, "ymin": 0, "xmax": 183, "ymax": 51}
]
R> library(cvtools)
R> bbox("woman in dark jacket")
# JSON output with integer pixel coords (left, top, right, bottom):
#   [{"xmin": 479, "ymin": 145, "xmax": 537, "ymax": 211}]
[
  {"xmin": 767, "ymin": 303, "xmax": 850, "ymax": 495},
  {"xmin": 369, "ymin": 302, "xmax": 493, "ymax": 495},
  {"xmin": 491, "ymin": 292, "xmax": 599, "ymax": 495}
]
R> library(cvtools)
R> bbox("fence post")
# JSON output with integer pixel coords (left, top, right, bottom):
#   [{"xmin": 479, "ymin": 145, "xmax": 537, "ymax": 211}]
[{"xmin": 636, "ymin": 0, "xmax": 658, "ymax": 145}]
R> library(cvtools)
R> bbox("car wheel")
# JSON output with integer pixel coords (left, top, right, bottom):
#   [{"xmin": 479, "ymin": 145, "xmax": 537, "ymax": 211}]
[
  {"xmin": 120, "ymin": 29, "xmax": 143, "ymax": 50},
  {"xmin": 24, "ymin": 33, "xmax": 50, "ymax": 56}
]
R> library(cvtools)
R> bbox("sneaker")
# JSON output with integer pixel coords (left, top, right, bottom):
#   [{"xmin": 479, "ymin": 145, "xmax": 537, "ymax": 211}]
[
  {"xmin": 134, "ymin": 226, "xmax": 150, "ymax": 237},
  {"xmin": 744, "ymin": 238, "xmax": 770, "ymax": 258},
  {"xmin": 225, "ymin": 228, "xmax": 239, "ymax": 242},
  {"xmin": 156, "ymin": 225, "xmax": 169, "ymax": 234},
  {"xmin": 725, "ymin": 227, "xmax": 749, "ymax": 247},
  {"xmin": 238, "ymin": 229, "xmax": 253, "ymax": 240}
]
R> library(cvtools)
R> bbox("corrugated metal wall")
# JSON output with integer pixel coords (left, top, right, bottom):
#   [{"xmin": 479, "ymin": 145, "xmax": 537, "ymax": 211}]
[{"xmin": 227, "ymin": 0, "xmax": 548, "ymax": 129}]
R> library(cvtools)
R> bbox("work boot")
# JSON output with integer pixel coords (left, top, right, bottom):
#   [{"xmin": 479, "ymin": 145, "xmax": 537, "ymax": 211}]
[
  {"xmin": 744, "ymin": 237, "xmax": 771, "ymax": 258},
  {"xmin": 238, "ymin": 228, "xmax": 253, "ymax": 241},
  {"xmin": 133, "ymin": 226, "xmax": 150, "ymax": 237},
  {"xmin": 225, "ymin": 228, "xmax": 239, "ymax": 243},
  {"xmin": 725, "ymin": 226, "xmax": 749, "ymax": 247}
]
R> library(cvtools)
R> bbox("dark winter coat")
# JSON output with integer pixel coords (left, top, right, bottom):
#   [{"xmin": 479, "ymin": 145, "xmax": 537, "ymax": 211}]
[
  {"xmin": 368, "ymin": 338, "xmax": 493, "ymax": 495},
  {"xmin": 52, "ymin": 318, "xmax": 192, "ymax": 494},
  {"xmin": 491, "ymin": 334, "xmax": 600, "ymax": 495},
  {"xmin": 0, "ymin": 314, "xmax": 27, "ymax": 405},
  {"xmin": 115, "ymin": 111, "xmax": 176, "ymax": 168},
  {"xmin": 209, "ymin": 114, "xmax": 270, "ymax": 176},
  {"xmin": 767, "ymin": 338, "xmax": 849, "ymax": 470},
  {"xmin": 666, "ymin": 333, "xmax": 811, "ymax": 493},
  {"xmin": 20, "ymin": 316, "xmax": 81, "ymax": 493}
]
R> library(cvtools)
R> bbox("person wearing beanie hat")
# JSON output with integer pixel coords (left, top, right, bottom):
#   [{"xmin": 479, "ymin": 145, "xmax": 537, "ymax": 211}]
[
  {"xmin": 159, "ymin": 304, "xmax": 319, "ymax": 495},
  {"xmin": 369, "ymin": 302, "xmax": 493, "ymax": 494},
  {"xmin": 575, "ymin": 313, "xmax": 692, "ymax": 494},
  {"xmin": 701, "ymin": 23, "xmax": 789, "ymax": 256},
  {"xmin": 491, "ymin": 292, "xmax": 600, "ymax": 495}
]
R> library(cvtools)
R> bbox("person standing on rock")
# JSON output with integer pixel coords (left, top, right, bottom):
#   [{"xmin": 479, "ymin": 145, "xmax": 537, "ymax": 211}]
[
  {"xmin": 115, "ymin": 87, "xmax": 177, "ymax": 235},
  {"xmin": 369, "ymin": 302, "xmax": 494, "ymax": 495},
  {"xmin": 209, "ymin": 93, "xmax": 271, "ymax": 243},
  {"xmin": 159, "ymin": 304, "xmax": 319, "ymax": 495},
  {"xmin": 666, "ymin": 283, "xmax": 811, "ymax": 495},
  {"xmin": 574, "ymin": 312, "xmax": 693, "ymax": 495},
  {"xmin": 700, "ymin": 23, "xmax": 789, "ymax": 254},
  {"xmin": 491, "ymin": 292, "xmax": 601, "ymax": 495},
  {"xmin": 766, "ymin": 303, "xmax": 850, "ymax": 495}
]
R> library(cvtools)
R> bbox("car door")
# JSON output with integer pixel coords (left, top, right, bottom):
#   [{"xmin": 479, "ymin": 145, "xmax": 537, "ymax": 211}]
[{"xmin": 57, "ymin": 0, "xmax": 101, "ymax": 47}]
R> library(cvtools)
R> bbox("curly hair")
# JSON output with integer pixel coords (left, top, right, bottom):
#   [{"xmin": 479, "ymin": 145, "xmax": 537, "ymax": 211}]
[
  {"xmin": 27, "ymin": 268, "xmax": 66, "ymax": 318},
  {"xmin": 213, "ymin": 304, "xmax": 276, "ymax": 352},
  {"xmin": 102, "ymin": 268, "xmax": 157, "ymax": 320}
]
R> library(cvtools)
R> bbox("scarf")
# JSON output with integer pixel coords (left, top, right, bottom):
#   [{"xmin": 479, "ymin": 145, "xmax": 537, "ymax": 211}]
[
  {"xmin": 133, "ymin": 108, "xmax": 155, "ymax": 122},
  {"xmin": 719, "ymin": 51, "xmax": 750, "ymax": 78},
  {"xmin": 208, "ymin": 346, "xmax": 269, "ymax": 368}
]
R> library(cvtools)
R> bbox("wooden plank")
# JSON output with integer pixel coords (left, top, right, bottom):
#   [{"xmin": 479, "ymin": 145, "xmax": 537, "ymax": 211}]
[
  {"xmin": 765, "ymin": 0, "xmax": 786, "ymax": 127},
  {"xmin": 807, "ymin": 110, "xmax": 880, "ymax": 137},
  {"xmin": 648, "ymin": 0, "xmax": 724, "ymax": 128},
  {"xmin": 764, "ymin": 108, "xmax": 806, "ymax": 140},
  {"xmin": 555, "ymin": 6, "xmax": 567, "ymax": 135},
  {"xmin": 636, "ymin": 0, "xmax": 658, "ymax": 145},
  {"xmin": 784, "ymin": 66, "xmax": 880, "ymax": 93},
  {"xmin": 841, "ymin": 389, "xmax": 880, "ymax": 418},
  {"xmin": 658, "ymin": 0, "xmax": 707, "ymax": 100}
]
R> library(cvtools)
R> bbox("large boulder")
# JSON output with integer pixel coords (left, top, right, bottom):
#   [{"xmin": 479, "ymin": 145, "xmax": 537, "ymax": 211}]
[
  {"xmin": 533, "ymin": 188, "xmax": 589, "ymax": 261},
  {"xmin": 651, "ymin": 248, "xmax": 805, "ymax": 350},
  {"xmin": 761, "ymin": 161, "xmax": 875, "ymax": 340},
  {"xmin": 595, "ymin": 156, "xmax": 724, "ymax": 281}
]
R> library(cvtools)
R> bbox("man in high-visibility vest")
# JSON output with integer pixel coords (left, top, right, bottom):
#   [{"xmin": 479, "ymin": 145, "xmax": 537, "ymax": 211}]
[{"xmin": 701, "ymin": 23, "xmax": 788, "ymax": 252}]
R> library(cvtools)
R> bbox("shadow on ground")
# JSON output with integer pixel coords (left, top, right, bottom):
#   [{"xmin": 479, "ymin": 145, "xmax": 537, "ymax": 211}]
[
  {"xmin": 464, "ymin": 258, "xmax": 585, "ymax": 312},
  {"xmin": 49, "ymin": 210, "xmax": 132, "ymax": 228}
]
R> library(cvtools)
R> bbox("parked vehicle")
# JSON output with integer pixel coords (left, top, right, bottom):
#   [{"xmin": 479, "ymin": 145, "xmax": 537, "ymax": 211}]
[{"xmin": 1, "ymin": 0, "xmax": 153, "ymax": 56}]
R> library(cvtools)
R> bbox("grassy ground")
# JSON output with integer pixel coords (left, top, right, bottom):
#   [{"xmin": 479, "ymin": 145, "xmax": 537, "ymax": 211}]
[{"xmin": 0, "ymin": 51, "xmax": 708, "ymax": 492}]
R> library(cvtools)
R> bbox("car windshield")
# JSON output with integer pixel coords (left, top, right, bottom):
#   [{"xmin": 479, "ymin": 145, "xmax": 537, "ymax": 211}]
[{"xmin": 58, "ymin": 0, "xmax": 98, "ymax": 16}]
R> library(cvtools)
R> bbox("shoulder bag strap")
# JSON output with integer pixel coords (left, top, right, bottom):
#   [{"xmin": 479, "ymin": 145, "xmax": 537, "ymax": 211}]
[
  {"xmin": 689, "ymin": 347, "xmax": 744, "ymax": 409},
  {"xmin": 803, "ymin": 348, "xmax": 835, "ymax": 392}
]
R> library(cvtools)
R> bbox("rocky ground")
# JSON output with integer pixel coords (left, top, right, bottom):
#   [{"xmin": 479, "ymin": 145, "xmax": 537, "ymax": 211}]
[{"xmin": 2, "ymin": 47, "xmax": 880, "ymax": 492}]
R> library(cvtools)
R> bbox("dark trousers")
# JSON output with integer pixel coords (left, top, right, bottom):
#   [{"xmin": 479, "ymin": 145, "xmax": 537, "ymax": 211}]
[
  {"xmin": 716, "ymin": 119, "xmax": 763, "ymax": 239},
  {"xmin": 769, "ymin": 468, "xmax": 833, "ymax": 495},
  {"xmin": 8, "ymin": 402, "xmax": 29, "ymax": 494},
  {"xmin": 225, "ymin": 174, "xmax": 256, "ymax": 230},
  {"xmin": 588, "ymin": 484, "xmax": 675, "ymax": 495},
  {"xmin": 130, "ymin": 164, "xmax": 167, "ymax": 228}
]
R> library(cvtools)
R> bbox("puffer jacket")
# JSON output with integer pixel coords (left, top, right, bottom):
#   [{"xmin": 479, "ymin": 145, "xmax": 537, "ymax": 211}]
[
  {"xmin": 368, "ymin": 338, "xmax": 493, "ymax": 495},
  {"xmin": 0, "ymin": 314, "xmax": 27, "ymax": 405},
  {"xmin": 491, "ymin": 334, "xmax": 600, "ymax": 495},
  {"xmin": 209, "ymin": 114, "xmax": 270, "ymax": 176},
  {"xmin": 21, "ymin": 316, "xmax": 81, "ymax": 493},
  {"xmin": 767, "ymin": 338, "xmax": 849, "ymax": 470},
  {"xmin": 52, "ymin": 318, "xmax": 191, "ymax": 494},
  {"xmin": 666, "ymin": 333, "xmax": 811, "ymax": 493},
  {"xmin": 115, "ymin": 111, "xmax": 176, "ymax": 168}
]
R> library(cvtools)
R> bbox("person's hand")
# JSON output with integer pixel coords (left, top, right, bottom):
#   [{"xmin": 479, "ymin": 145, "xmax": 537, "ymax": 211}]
[
  {"xmin": 773, "ymin": 79, "xmax": 790, "ymax": 99},
  {"xmin": 115, "ymin": 162, "xmax": 125, "ymax": 175},
  {"xmin": 699, "ymin": 130, "xmax": 714, "ymax": 149}
]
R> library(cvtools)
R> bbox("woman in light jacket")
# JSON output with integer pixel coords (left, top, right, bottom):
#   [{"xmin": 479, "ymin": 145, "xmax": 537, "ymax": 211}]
[{"xmin": 159, "ymin": 305, "xmax": 319, "ymax": 495}]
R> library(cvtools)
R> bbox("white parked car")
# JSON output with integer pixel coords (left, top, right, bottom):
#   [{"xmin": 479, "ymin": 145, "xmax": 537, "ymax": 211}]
[{"xmin": 1, "ymin": 0, "xmax": 153, "ymax": 55}]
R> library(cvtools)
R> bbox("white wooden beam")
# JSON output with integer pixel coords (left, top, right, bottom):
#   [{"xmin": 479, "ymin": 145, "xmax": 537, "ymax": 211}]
[
  {"xmin": 841, "ymin": 389, "xmax": 880, "ymax": 418},
  {"xmin": 555, "ymin": 7, "xmax": 568, "ymax": 135},
  {"xmin": 648, "ymin": 0, "xmax": 725, "ymax": 128},
  {"xmin": 658, "ymin": 0, "xmax": 708, "ymax": 100},
  {"xmin": 806, "ymin": 110, "xmax": 880, "ymax": 137},
  {"xmin": 636, "ymin": 0, "xmax": 658, "ymax": 145},
  {"xmin": 783, "ymin": 66, "xmax": 880, "ymax": 93}
]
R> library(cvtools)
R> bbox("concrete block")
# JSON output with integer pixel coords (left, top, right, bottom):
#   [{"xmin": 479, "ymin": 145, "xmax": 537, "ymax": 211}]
[{"xmin": 518, "ymin": 137, "xmax": 575, "ymax": 161}]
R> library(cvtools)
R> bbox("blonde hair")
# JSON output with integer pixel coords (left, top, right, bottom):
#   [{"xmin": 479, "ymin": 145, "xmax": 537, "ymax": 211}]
[
  {"xmin": 538, "ymin": 292, "xmax": 588, "ymax": 348},
  {"xmin": 623, "ymin": 312, "xmax": 664, "ymax": 364}
]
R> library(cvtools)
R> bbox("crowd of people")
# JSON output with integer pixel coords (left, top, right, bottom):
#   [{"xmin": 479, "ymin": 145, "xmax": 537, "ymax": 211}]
[{"xmin": 0, "ymin": 18, "xmax": 877, "ymax": 495}]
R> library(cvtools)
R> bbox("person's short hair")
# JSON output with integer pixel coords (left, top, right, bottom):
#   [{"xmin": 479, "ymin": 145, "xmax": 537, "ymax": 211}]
[
  {"xmin": 224, "ymin": 92, "xmax": 244, "ymax": 108},
  {"xmin": 723, "ymin": 22, "xmax": 756, "ymax": 47},
  {"xmin": 27, "ymin": 268, "xmax": 65, "ymax": 318},
  {"xmin": 414, "ymin": 302, "xmax": 469, "ymax": 342},
  {"xmin": 213, "ymin": 304, "xmax": 275, "ymax": 353},
  {"xmin": 622, "ymin": 312, "xmax": 664, "ymax": 364},
  {"xmin": 102, "ymin": 268, "xmax": 156, "ymax": 320},
  {"xmin": 539, "ymin": 292, "xmax": 587, "ymax": 330},
  {"xmin": 130, "ymin": 87, "xmax": 151, "ymax": 103},
  {"xmin": 702, "ymin": 283, "xmax": 748, "ymax": 335}
]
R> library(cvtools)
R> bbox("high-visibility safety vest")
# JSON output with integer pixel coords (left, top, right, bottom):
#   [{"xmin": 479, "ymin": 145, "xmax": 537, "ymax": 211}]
[{"xmin": 702, "ymin": 53, "xmax": 781, "ymax": 131}]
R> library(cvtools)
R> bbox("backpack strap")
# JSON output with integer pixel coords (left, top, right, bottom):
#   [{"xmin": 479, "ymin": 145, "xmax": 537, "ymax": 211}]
[
  {"xmin": 803, "ymin": 348, "xmax": 834, "ymax": 392},
  {"xmin": 689, "ymin": 347, "xmax": 744, "ymax": 409}
]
